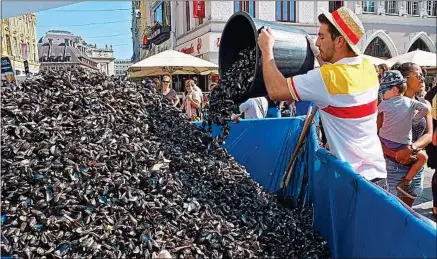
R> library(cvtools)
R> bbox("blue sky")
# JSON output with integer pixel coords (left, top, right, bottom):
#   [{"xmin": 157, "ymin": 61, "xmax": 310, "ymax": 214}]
[{"xmin": 36, "ymin": 1, "xmax": 133, "ymax": 59}]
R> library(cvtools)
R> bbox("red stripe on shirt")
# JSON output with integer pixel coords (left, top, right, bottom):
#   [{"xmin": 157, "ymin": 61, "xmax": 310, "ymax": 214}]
[
  {"xmin": 290, "ymin": 77, "xmax": 301, "ymax": 101},
  {"xmin": 322, "ymin": 99, "xmax": 378, "ymax": 119}
]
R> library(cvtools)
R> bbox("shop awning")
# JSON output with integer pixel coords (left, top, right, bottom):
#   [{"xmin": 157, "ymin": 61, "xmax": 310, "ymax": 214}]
[{"xmin": 128, "ymin": 50, "xmax": 218, "ymax": 77}]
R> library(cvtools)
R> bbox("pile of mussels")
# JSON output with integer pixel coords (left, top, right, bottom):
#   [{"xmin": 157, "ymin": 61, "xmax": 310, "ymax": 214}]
[{"xmin": 1, "ymin": 50, "xmax": 330, "ymax": 258}]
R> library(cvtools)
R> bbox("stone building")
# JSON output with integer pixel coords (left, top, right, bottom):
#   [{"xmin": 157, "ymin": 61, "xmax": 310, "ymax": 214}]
[
  {"xmin": 37, "ymin": 30, "xmax": 99, "ymax": 72},
  {"xmin": 87, "ymin": 44, "xmax": 115, "ymax": 76},
  {"xmin": 1, "ymin": 13, "xmax": 40, "ymax": 75},
  {"xmin": 131, "ymin": 1, "xmax": 436, "ymax": 89},
  {"xmin": 172, "ymin": 1, "xmax": 436, "ymax": 64},
  {"xmin": 114, "ymin": 59, "xmax": 132, "ymax": 79}
]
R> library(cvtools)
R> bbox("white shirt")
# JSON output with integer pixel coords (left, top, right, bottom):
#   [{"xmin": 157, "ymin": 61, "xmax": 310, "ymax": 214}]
[
  {"xmin": 239, "ymin": 97, "xmax": 268, "ymax": 119},
  {"xmin": 287, "ymin": 55, "xmax": 387, "ymax": 180}
]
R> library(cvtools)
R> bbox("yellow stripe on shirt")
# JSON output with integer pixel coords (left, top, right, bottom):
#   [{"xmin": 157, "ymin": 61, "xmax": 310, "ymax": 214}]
[
  {"xmin": 286, "ymin": 77, "xmax": 299, "ymax": 101},
  {"xmin": 320, "ymin": 58, "xmax": 379, "ymax": 95}
]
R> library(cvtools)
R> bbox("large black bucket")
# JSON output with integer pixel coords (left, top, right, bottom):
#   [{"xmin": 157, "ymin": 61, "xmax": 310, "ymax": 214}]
[{"xmin": 219, "ymin": 12, "xmax": 315, "ymax": 99}]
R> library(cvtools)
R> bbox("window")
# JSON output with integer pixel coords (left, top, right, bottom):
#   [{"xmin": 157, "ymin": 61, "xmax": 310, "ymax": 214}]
[
  {"xmin": 154, "ymin": 3, "xmax": 163, "ymax": 24},
  {"xmin": 385, "ymin": 1, "xmax": 398, "ymax": 14},
  {"xmin": 329, "ymin": 1, "xmax": 344, "ymax": 12},
  {"xmin": 364, "ymin": 37, "xmax": 392, "ymax": 58},
  {"xmin": 234, "ymin": 1, "xmax": 255, "ymax": 17},
  {"xmin": 362, "ymin": 1, "xmax": 376, "ymax": 13},
  {"xmin": 153, "ymin": 1, "xmax": 171, "ymax": 27},
  {"xmin": 275, "ymin": 1, "xmax": 296, "ymax": 22},
  {"xmin": 407, "ymin": 1, "xmax": 420, "ymax": 15},
  {"xmin": 13, "ymin": 37, "xmax": 18, "ymax": 57},
  {"xmin": 6, "ymin": 35, "xmax": 12, "ymax": 55},
  {"xmin": 185, "ymin": 1, "xmax": 191, "ymax": 32},
  {"xmin": 408, "ymin": 38, "xmax": 430, "ymax": 52},
  {"xmin": 427, "ymin": 1, "xmax": 437, "ymax": 16},
  {"xmin": 195, "ymin": 17, "xmax": 204, "ymax": 27}
]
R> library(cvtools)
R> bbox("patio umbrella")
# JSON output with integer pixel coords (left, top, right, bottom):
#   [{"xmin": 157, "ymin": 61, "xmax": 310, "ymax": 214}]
[
  {"xmin": 128, "ymin": 50, "xmax": 218, "ymax": 77},
  {"xmin": 387, "ymin": 50, "xmax": 436, "ymax": 67},
  {"xmin": 363, "ymin": 55, "xmax": 393, "ymax": 66}
]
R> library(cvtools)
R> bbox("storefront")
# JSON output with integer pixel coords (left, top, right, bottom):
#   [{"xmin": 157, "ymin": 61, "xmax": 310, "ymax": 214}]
[{"xmin": 174, "ymin": 32, "xmax": 221, "ymax": 92}]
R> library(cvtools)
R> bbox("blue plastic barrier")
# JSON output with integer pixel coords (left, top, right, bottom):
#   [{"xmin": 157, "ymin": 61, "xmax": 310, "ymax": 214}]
[
  {"xmin": 194, "ymin": 117, "xmax": 318, "ymax": 204},
  {"xmin": 194, "ymin": 118, "xmax": 436, "ymax": 258},
  {"xmin": 314, "ymin": 149, "xmax": 436, "ymax": 258}
]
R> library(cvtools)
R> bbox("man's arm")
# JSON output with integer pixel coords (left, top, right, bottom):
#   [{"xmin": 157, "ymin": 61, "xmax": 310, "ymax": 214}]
[
  {"xmin": 258, "ymin": 28, "xmax": 329, "ymax": 106},
  {"xmin": 262, "ymin": 52, "xmax": 290, "ymax": 101},
  {"xmin": 239, "ymin": 99, "xmax": 252, "ymax": 114}
]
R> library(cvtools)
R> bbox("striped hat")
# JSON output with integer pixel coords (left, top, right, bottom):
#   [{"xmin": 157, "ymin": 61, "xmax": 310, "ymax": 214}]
[{"xmin": 322, "ymin": 7, "xmax": 365, "ymax": 55}]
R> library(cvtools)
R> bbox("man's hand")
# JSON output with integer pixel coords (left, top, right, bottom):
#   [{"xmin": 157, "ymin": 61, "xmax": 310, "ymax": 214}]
[
  {"xmin": 258, "ymin": 28, "xmax": 275, "ymax": 55},
  {"xmin": 305, "ymin": 35, "xmax": 320, "ymax": 57},
  {"xmin": 231, "ymin": 113, "xmax": 242, "ymax": 123}
]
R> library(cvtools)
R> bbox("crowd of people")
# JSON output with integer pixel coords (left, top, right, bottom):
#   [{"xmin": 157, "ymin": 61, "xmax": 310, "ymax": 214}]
[{"xmin": 140, "ymin": 75, "xmax": 217, "ymax": 121}]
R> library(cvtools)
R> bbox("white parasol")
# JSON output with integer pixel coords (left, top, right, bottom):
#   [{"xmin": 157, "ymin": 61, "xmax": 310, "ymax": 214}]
[{"xmin": 128, "ymin": 50, "xmax": 218, "ymax": 77}]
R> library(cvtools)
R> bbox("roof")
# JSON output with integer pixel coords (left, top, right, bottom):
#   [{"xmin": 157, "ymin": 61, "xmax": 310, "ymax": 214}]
[{"xmin": 38, "ymin": 42, "xmax": 97, "ymax": 65}]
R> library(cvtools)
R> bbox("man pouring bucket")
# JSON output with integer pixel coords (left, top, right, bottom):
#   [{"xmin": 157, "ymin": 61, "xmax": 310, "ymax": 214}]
[{"xmin": 258, "ymin": 7, "xmax": 387, "ymax": 187}]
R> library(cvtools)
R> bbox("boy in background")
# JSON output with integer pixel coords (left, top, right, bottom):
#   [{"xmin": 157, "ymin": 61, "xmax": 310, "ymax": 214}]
[{"xmin": 378, "ymin": 70, "xmax": 431, "ymax": 199}]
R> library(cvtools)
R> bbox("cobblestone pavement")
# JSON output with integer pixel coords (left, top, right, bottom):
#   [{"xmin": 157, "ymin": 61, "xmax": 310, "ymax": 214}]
[{"xmin": 413, "ymin": 166, "xmax": 436, "ymax": 223}]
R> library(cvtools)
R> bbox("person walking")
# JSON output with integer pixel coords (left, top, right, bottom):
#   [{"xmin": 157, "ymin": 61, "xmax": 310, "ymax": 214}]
[{"xmin": 258, "ymin": 7, "xmax": 386, "ymax": 185}]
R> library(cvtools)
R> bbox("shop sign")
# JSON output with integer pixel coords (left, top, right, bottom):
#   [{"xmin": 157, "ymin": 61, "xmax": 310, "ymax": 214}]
[
  {"xmin": 176, "ymin": 32, "xmax": 222, "ymax": 55},
  {"xmin": 193, "ymin": 0, "xmax": 205, "ymax": 18},
  {"xmin": 213, "ymin": 37, "xmax": 221, "ymax": 51},
  {"xmin": 177, "ymin": 35, "xmax": 208, "ymax": 55},
  {"xmin": 1, "ymin": 57, "xmax": 15, "ymax": 83}
]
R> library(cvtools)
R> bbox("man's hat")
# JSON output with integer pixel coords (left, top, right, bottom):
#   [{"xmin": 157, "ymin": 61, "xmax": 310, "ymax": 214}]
[{"xmin": 322, "ymin": 7, "xmax": 365, "ymax": 55}]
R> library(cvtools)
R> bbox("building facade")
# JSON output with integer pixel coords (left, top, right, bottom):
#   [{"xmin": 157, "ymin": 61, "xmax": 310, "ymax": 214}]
[
  {"xmin": 131, "ymin": 0, "xmax": 436, "ymax": 89},
  {"xmin": 1, "ymin": 13, "xmax": 40, "ymax": 75},
  {"xmin": 173, "ymin": 1, "xmax": 436, "ymax": 64},
  {"xmin": 87, "ymin": 44, "xmax": 115, "ymax": 76},
  {"xmin": 114, "ymin": 59, "xmax": 132, "ymax": 79},
  {"xmin": 38, "ymin": 30, "xmax": 99, "ymax": 72},
  {"xmin": 131, "ymin": 0, "xmax": 176, "ymax": 62}
]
